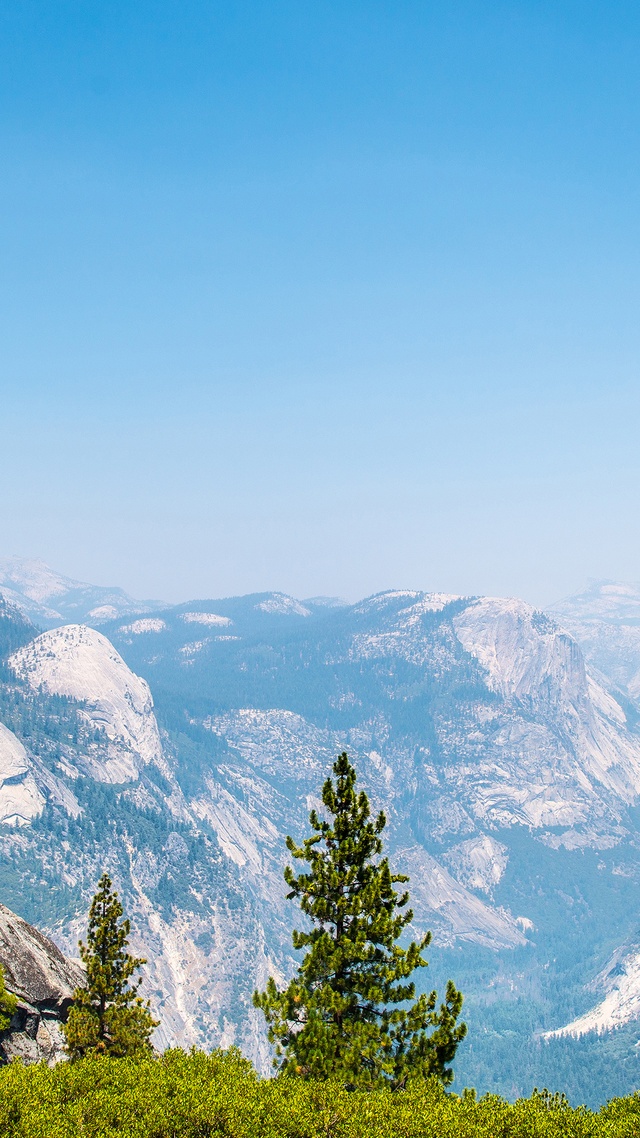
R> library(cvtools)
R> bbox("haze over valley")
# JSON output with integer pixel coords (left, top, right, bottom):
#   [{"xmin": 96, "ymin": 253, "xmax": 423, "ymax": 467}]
[{"xmin": 2, "ymin": 557, "xmax": 640, "ymax": 1100}]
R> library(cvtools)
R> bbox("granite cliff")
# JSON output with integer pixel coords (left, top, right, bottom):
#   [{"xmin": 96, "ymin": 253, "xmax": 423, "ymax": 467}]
[{"xmin": 0, "ymin": 902, "xmax": 83, "ymax": 1064}]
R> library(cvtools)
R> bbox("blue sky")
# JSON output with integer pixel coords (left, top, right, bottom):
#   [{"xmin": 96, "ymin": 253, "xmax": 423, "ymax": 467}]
[{"xmin": 1, "ymin": 1, "xmax": 639, "ymax": 604}]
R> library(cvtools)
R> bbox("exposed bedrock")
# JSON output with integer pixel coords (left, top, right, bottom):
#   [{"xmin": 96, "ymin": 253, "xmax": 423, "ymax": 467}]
[{"xmin": 0, "ymin": 902, "xmax": 84, "ymax": 1065}]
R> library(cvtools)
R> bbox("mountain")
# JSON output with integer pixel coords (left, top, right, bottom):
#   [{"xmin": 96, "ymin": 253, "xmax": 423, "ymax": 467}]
[
  {"xmin": 538, "ymin": 580, "xmax": 640, "ymax": 1047},
  {"xmin": 0, "ymin": 558, "xmax": 167, "ymax": 629},
  {"xmin": 548, "ymin": 580, "xmax": 640, "ymax": 711},
  {"xmin": 0, "ymin": 599, "xmax": 273, "ymax": 1065},
  {"xmin": 9, "ymin": 625, "xmax": 164, "ymax": 783},
  {"xmin": 545, "ymin": 942, "xmax": 640, "ymax": 1041},
  {"xmin": 107, "ymin": 589, "xmax": 640, "ymax": 844},
  {"xmin": 3, "ymin": 576, "xmax": 640, "ymax": 1100}
]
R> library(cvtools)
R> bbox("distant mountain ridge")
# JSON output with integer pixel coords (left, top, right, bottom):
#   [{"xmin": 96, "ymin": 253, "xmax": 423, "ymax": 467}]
[
  {"xmin": 549, "ymin": 580, "xmax": 640, "ymax": 710},
  {"xmin": 0, "ymin": 558, "xmax": 167, "ymax": 629}
]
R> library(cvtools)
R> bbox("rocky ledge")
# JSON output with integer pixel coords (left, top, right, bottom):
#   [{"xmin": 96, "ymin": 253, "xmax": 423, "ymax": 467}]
[{"xmin": 0, "ymin": 903, "xmax": 84, "ymax": 1064}]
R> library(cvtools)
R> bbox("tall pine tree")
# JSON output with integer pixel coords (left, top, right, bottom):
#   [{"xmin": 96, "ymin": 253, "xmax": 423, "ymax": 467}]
[
  {"xmin": 254, "ymin": 753, "xmax": 466, "ymax": 1088},
  {"xmin": 63, "ymin": 872, "xmax": 158, "ymax": 1059}
]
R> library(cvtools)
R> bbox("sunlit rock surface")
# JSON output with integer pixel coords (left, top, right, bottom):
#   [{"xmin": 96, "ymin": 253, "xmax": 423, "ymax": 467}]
[
  {"xmin": 9, "ymin": 625, "xmax": 163, "ymax": 782},
  {"xmin": 0, "ymin": 723, "xmax": 45, "ymax": 826},
  {"xmin": 0, "ymin": 902, "xmax": 84, "ymax": 1065}
]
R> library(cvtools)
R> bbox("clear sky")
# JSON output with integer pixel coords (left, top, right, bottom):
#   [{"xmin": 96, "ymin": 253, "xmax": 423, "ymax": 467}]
[{"xmin": 1, "ymin": 1, "xmax": 639, "ymax": 605}]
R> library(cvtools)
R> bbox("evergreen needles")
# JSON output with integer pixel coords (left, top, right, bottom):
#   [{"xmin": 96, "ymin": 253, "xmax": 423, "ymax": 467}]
[
  {"xmin": 253, "ymin": 752, "xmax": 466, "ymax": 1088},
  {"xmin": 0, "ymin": 963, "xmax": 17, "ymax": 1032},
  {"xmin": 63, "ymin": 872, "xmax": 158, "ymax": 1059}
]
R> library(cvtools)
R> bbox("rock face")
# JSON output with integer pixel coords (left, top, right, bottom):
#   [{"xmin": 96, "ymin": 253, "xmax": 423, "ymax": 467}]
[
  {"xmin": 0, "ymin": 722, "xmax": 45, "ymax": 826},
  {"xmin": 0, "ymin": 614, "xmax": 273, "ymax": 1068},
  {"xmin": 544, "ymin": 943, "xmax": 640, "ymax": 1040},
  {"xmin": 548, "ymin": 580, "xmax": 640, "ymax": 707},
  {"xmin": 9, "ymin": 625, "xmax": 164, "ymax": 783},
  {"xmin": 0, "ymin": 903, "xmax": 84, "ymax": 1065},
  {"xmin": 541, "ymin": 581, "xmax": 640, "ymax": 1040},
  {"xmin": 451, "ymin": 596, "xmax": 640, "ymax": 826}
]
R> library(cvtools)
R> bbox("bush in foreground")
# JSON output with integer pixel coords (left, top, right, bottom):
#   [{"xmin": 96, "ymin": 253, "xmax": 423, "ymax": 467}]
[{"xmin": 1, "ymin": 1049, "xmax": 640, "ymax": 1137}]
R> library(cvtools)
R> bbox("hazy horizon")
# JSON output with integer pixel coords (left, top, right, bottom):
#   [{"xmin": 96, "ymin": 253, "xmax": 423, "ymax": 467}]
[
  {"xmin": 1, "ymin": 3, "xmax": 639, "ymax": 607},
  {"xmin": 1, "ymin": 551, "xmax": 637, "ymax": 612}
]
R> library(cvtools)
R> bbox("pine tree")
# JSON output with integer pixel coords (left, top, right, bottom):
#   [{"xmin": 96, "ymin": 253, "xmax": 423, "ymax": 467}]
[
  {"xmin": 254, "ymin": 752, "xmax": 466, "ymax": 1089},
  {"xmin": 63, "ymin": 872, "xmax": 158, "ymax": 1059},
  {"xmin": 0, "ymin": 964, "xmax": 17, "ymax": 1032}
]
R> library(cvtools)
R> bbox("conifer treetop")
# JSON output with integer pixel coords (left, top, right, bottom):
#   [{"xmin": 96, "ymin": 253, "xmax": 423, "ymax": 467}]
[
  {"xmin": 78, "ymin": 872, "xmax": 146, "ymax": 1003},
  {"xmin": 63, "ymin": 871, "xmax": 158, "ymax": 1059},
  {"xmin": 254, "ymin": 752, "xmax": 466, "ymax": 1088}
]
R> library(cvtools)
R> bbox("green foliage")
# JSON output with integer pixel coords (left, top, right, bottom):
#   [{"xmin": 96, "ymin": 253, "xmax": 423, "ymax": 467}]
[
  {"xmin": 63, "ymin": 872, "xmax": 158, "ymax": 1059},
  {"xmin": 254, "ymin": 752, "xmax": 466, "ymax": 1088},
  {"xmin": 0, "ymin": 1050, "xmax": 639, "ymax": 1137},
  {"xmin": 0, "ymin": 962, "xmax": 17, "ymax": 1032}
]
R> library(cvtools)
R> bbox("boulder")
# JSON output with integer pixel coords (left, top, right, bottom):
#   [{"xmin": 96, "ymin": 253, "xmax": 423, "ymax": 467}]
[{"xmin": 0, "ymin": 903, "xmax": 84, "ymax": 1065}]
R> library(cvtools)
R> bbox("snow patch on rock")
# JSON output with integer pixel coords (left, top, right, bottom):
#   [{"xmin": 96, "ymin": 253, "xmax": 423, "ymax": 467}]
[
  {"xmin": 120, "ymin": 618, "xmax": 167, "ymax": 634},
  {"xmin": 181, "ymin": 612, "xmax": 232, "ymax": 626},
  {"xmin": 256, "ymin": 595, "xmax": 311, "ymax": 617}
]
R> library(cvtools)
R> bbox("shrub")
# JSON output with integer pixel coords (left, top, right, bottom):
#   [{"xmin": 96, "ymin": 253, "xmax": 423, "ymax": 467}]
[{"xmin": 0, "ymin": 1049, "xmax": 638, "ymax": 1137}]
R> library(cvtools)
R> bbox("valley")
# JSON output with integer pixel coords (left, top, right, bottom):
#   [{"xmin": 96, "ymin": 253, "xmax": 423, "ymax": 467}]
[{"xmin": 2, "ymin": 562, "xmax": 640, "ymax": 1102}]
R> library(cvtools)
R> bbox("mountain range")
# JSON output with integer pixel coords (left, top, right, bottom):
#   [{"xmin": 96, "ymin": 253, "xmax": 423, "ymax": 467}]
[
  {"xmin": 0, "ymin": 557, "xmax": 167, "ymax": 629},
  {"xmin": 2, "ymin": 560, "xmax": 640, "ymax": 1102}
]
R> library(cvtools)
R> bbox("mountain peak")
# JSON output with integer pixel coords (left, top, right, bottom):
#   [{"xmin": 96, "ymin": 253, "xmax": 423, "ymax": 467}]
[
  {"xmin": 0, "ymin": 557, "xmax": 81, "ymax": 604},
  {"xmin": 0, "ymin": 557, "xmax": 167, "ymax": 630},
  {"xmin": 8, "ymin": 624, "xmax": 163, "ymax": 783},
  {"xmin": 549, "ymin": 579, "xmax": 640, "ymax": 625}
]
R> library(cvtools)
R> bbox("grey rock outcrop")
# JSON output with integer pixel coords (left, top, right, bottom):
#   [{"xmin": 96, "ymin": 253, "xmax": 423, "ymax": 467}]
[{"xmin": 0, "ymin": 903, "xmax": 84, "ymax": 1065}]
